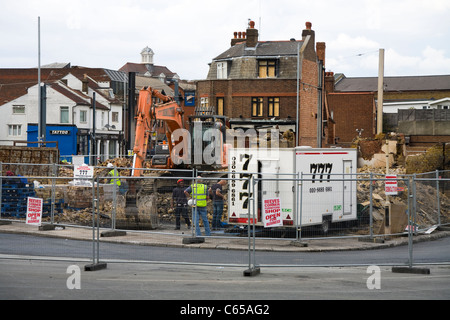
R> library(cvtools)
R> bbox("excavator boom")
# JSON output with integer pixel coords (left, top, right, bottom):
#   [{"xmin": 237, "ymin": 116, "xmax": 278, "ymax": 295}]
[{"xmin": 131, "ymin": 87, "xmax": 185, "ymax": 176}]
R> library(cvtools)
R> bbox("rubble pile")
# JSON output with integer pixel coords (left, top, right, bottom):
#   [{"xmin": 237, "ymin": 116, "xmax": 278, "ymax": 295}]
[{"xmin": 357, "ymin": 165, "xmax": 450, "ymax": 231}]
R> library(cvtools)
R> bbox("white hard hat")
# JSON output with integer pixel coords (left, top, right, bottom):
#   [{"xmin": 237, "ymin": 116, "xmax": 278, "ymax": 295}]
[
  {"xmin": 107, "ymin": 163, "xmax": 113, "ymax": 168},
  {"xmin": 188, "ymin": 199, "xmax": 196, "ymax": 206}
]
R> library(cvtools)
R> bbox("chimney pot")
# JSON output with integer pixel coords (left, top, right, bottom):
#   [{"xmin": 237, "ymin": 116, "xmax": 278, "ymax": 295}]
[
  {"xmin": 306, "ymin": 21, "xmax": 312, "ymax": 30},
  {"xmin": 249, "ymin": 20, "xmax": 255, "ymax": 28},
  {"xmin": 234, "ymin": 32, "xmax": 238, "ymax": 39}
]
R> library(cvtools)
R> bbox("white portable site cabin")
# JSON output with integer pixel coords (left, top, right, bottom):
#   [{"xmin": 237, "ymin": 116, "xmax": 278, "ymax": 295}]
[{"xmin": 227, "ymin": 147, "xmax": 357, "ymax": 232}]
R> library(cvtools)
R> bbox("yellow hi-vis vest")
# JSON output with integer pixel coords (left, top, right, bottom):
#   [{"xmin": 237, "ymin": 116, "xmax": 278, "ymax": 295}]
[
  {"xmin": 190, "ymin": 183, "xmax": 207, "ymax": 207},
  {"xmin": 108, "ymin": 169, "xmax": 121, "ymax": 186}
]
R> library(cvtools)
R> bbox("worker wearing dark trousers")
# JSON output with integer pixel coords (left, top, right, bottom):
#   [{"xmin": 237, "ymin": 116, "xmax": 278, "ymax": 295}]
[{"xmin": 171, "ymin": 179, "xmax": 191, "ymax": 230}]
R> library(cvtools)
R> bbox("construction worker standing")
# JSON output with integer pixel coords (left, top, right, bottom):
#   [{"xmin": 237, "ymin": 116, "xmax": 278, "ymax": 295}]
[
  {"xmin": 107, "ymin": 163, "xmax": 121, "ymax": 187},
  {"xmin": 184, "ymin": 176, "xmax": 211, "ymax": 237}
]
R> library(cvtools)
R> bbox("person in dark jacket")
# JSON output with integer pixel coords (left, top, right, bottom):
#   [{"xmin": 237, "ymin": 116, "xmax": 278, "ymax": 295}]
[
  {"xmin": 209, "ymin": 180, "xmax": 227, "ymax": 230},
  {"xmin": 171, "ymin": 179, "xmax": 191, "ymax": 230}
]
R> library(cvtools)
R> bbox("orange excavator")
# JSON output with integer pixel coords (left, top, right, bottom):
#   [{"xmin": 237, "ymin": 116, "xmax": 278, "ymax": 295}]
[
  {"xmin": 123, "ymin": 86, "xmax": 228, "ymax": 228},
  {"xmin": 131, "ymin": 86, "xmax": 186, "ymax": 175}
]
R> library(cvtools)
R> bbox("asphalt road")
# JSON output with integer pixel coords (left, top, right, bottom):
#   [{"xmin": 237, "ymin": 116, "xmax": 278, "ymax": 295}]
[
  {"xmin": 1, "ymin": 233, "xmax": 450, "ymax": 266},
  {"xmin": 0, "ymin": 233, "xmax": 450, "ymax": 302},
  {"xmin": 0, "ymin": 259, "xmax": 449, "ymax": 302}
]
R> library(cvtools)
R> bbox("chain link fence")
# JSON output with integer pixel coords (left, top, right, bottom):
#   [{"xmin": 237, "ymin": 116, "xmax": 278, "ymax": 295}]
[{"xmin": 0, "ymin": 162, "xmax": 449, "ymax": 270}]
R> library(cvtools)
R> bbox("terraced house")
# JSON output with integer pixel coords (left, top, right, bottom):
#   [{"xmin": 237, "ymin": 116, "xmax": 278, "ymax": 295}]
[
  {"xmin": 0, "ymin": 66, "xmax": 125, "ymax": 163},
  {"xmin": 197, "ymin": 21, "xmax": 329, "ymax": 147}
]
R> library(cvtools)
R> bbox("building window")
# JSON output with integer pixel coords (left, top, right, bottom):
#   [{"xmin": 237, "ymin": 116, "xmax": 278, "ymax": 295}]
[
  {"xmin": 217, "ymin": 98, "xmax": 224, "ymax": 116},
  {"xmin": 268, "ymin": 97, "xmax": 280, "ymax": 117},
  {"xmin": 258, "ymin": 60, "xmax": 276, "ymax": 78},
  {"xmin": 200, "ymin": 97, "xmax": 209, "ymax": 108},
  {"xmin": 60, "ymin": 106, "xmax": 69, "ymax": 123},
  {"xmin": 252, "ymin": 97, "xmax": 264, "ymax": 117},
  {"xmin": 112, "ymin": 112, "xmax": 119, "ymax": 123},
  {"xmin": 8, "ymin": 124, "xmax": 22, "ymax": 136},
  {"xmin": 217, "ymin": 62, "xmax": 228, "ymax": 79},
  {"xmin": 101, "ymin": 112, "xmax": 105, "ymax": 128},
  {"xmin": 12, "ymin": 105, "xmax": 25, "ymax": 114},
  {"xmin": 80, "ymin": 110, "xmax": 87, "ymax": 123}
]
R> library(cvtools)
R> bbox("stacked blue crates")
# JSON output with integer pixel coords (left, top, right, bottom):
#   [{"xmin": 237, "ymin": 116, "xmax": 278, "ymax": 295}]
[
  {"xmin": 1, "ymin": 177, "xmax": 36, "ymax": 218},
  {"xmin": 1, "ymin": 177, "xmax": 65, "ymax": 218}
]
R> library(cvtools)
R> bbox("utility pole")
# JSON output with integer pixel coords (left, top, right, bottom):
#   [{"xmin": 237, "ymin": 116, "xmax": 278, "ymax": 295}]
[
  {"xmin": 37, "ymin": 16, "xmax": 42, "ymax": 146},
  {"xmin": 377, "ymin": 48, "xmax": 385, "ymax": 135}
]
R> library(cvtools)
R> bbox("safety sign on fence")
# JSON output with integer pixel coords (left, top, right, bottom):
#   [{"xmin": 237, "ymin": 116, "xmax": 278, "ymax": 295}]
[
  {"xmin": 385, "ymin": 175, "xmax": 398, "ymax": 196},
  {"xmin": 74, "ymin": 165, "xmax": 94, "ymax": 179},
  {"xmin": 263, "ymin": 198, "xmax": 283, "ymax": 228},
  {"xmin": 26, "ymin": 197, "xmax": 43, "ymax": 226}
]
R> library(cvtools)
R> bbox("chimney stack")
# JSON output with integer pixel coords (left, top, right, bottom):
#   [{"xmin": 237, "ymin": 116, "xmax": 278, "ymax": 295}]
[
  {"xmin": 231, "ymin": 31, "xmax": 246, "ymax": 46},
  {"xmin": 82, "ymin": 74, "xmax": 89, "ymax": 93},
  {"xmin": 316, "ymin": 42, "xmax": 326, "ymax": 65},
  {"xmin": 230, "ymin": 20, "xmax": 258, "ymax": 47},
  {"xmin": 301, "ymin": 21, "xmax": 316, "ymax": 62},
  {"xmin": 246, "ymin": 20, "xmax": 258, "ymax": 47}
]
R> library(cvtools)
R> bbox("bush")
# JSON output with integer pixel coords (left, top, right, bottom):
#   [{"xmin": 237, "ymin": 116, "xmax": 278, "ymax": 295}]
[{"xmin": 406, "ymin": 144, "xmax": 450, "ymax": 174}]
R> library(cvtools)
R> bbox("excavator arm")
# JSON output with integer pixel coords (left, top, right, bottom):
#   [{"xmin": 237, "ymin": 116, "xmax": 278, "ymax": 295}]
[{"xmin": 131, "ymin": 87, "xmax": 186, "ymax": 176}]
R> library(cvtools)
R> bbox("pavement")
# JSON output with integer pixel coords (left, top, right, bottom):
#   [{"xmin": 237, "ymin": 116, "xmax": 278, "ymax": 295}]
[{"xmin": 1, "ymin": 220, "xmax": 450, "ymax": 252}]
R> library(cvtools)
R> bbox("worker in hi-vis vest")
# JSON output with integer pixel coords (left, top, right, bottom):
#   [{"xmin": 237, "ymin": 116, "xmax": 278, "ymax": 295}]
[
  {"xmin": 106, "ymin": 163, "xmax": 121, "ymax": 187},
  {"xmin": 184, "ymin": 176, "xmax": 211, "ymax": 237}
]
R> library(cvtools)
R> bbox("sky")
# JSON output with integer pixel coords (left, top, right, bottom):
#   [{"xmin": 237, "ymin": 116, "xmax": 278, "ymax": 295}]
[{"xmin": 1, "ymin": 0, "xmax": 450, "ymax": 80}]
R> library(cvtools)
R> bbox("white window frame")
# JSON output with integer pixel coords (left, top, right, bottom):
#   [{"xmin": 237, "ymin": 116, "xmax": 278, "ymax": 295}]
[
  {"xmin": 80, "ymin": 110, "xmax": 87, "ymax": 123},
  {"xmin": 8, "ymin": 124, "xmax": 22, "ymax": 136},
  {"xmin": 12, "ymin": 105, "xmax": 25, "ymax": 114},
  {"xmin": 60, "ymin": 106, "xmax": 69, "ymax": 124},
  {"xmin": 112, "ymin": 111, "xmax": 119, "ymax": 123},
  {"xmin": 217, "ymin": 62, "xmax": 228, "ymax": 79}
]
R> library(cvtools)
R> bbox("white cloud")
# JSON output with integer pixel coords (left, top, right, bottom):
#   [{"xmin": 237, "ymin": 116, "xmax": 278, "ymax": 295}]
[
  {"xmin": 1, "ymin": 0, "xmax": 450, "ymax": 79},
  {"xmin": 329, "ymin": 34, "xmax": 379, "ymax": 52},
  {"xmin": 419, "ymin": 46, "xmax": 450, "ymax": 73}
]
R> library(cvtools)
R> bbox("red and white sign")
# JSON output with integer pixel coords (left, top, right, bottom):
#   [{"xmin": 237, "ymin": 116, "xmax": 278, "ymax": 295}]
[
  {"xmin": 263, "ymin": 198, "xmax": 282, "ymax": 228},
  {"xmin": 74, "ymin": 165, "xmax": 94, "ymax": 179},
  {"xmin": 26, "ymin": 197, "xmax": 43, "ymax": 226},
  {"xmin": 385, "ymin": 175, "xmax": 398, "ymax": 196}
]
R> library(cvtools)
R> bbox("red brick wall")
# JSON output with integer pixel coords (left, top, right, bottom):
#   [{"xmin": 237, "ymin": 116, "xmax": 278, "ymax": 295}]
[
  {"xmin": 197, "ymin": 79, "xmax": 299, "ymax": 119},
  {"xmin": 299, "ymin": 59, "xmax": 319, "ymax": 147},
  {"xmin": 327, "ymin": 92, "xmax": 376, "ymax": 144}
]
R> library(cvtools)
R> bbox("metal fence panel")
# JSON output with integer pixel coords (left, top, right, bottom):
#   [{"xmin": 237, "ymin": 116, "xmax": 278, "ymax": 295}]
[{"xmin": 0, "ymin": 163, "xmax": 449, "ymax": 270}]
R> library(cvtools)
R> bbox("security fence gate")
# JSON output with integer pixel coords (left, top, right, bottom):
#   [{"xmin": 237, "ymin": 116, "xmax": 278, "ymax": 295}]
[{"xmin": 0, "ymin": 162, "xmax": 449, "ymax": 273}]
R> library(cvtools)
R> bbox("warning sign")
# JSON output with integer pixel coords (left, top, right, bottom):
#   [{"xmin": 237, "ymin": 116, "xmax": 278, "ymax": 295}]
[
  {"xmin": 74, "ymin": 165, "xmax": 94, "ymax": 179},
  {"xmin": 263, "ymin": 198, "xmax": 282, "ymax": 228},
  {"xmin": 26, "ymin": 197, "xmax": 43, "ymax": 226},
  {"xmin": 385, "ymin": 175, "xmax": 398, "ymax": 196}
]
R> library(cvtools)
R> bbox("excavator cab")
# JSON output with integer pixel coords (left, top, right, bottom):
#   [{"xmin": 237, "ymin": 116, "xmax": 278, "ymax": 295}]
[
  {"xmin": 188, "ymin": 114, "xmax": 228, "ymax": 169},
  {"xmin": 151, "ymin": 141, "xmax": 170, "ymax": 167}
]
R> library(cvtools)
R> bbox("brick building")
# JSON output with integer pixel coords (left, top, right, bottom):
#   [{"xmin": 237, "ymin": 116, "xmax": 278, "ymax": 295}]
[
  {"xmin": 329, "ymin": 74, "xmax": 450, "ymax": 146},
  {"xmin": 196, "ymin": 21, "xmax": 328, "ymax": 147}
]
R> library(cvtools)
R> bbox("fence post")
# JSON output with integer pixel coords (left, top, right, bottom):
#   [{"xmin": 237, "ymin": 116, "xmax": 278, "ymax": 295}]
[
  {"xmin": 181, "ymin": 168, "xmax": 205, "ymax": 244},
  {"xmin": 50, "ymin": 163, "xmax": 56, "ymax": 225},
  {"xmin": 85, "ymin": 175, "xmax": 107, "ymax": 271},
  {"xmin": 436, "ymin": 170, "xmax": 441, "ymax": 226},
  {"xmin": 299, "ymin": 172, "xmax": 303, "ymax": 242},
  {"xmin": 369, "ymin": 172, "xmax": 373, "ymax": 239},
  {"xmin": 412, "ymin": 173, "xmax": 418, "ymax": 235},
  {"xmin": 112, "ymin": 166, "xmax": 117, "ymax": 230},
  {"xmin": 244, "ymin": 174, "xmax": 260, "ymax": 277},
  {"xmin": 392, "ymin": 176, "xmax": 430, "ymax": 274},
  {"xmin": 0, "ymin": 162, "xmax": 2, "ymax": 220},
  {"xmin": 292, "ymin": 172, "xmax": 307, "ymax": 247}
]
